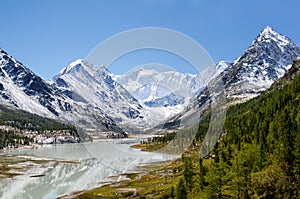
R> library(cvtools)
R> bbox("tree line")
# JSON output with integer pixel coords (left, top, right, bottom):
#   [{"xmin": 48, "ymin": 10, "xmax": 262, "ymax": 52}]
[{"xmin": 160, "ymin": 67, "xmax": 300, "ymax": 198}]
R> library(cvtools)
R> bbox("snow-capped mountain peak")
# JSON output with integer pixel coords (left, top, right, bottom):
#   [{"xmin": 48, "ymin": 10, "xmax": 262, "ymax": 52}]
[
  {"xmin": 117, "ymin": 67, "xmax": 203, "ymax": 98},
  {"xmin": 53, "ymin": 60, "xmax": 171, "ymax": 132},
  {"xmin": 162, "ymin": 26, "xmax": 300, "ymax": 130},
  {"xmin": 0, "ymin": 48, "xmax": 75, "ymax": 118},
  {"xmin": 58, "ymin": 59, "xmax": 97, "ymax": 77},
  {"xmin": 223, "ymin": 26, "xmax": 300, "ymax": 101},
  {"xmin": 59, "ymin": 59, "xmax": 84, "ymax": 75},
  {"xmin": 255, "ymin": 26, "xmax": 290, "ymax": 45}
]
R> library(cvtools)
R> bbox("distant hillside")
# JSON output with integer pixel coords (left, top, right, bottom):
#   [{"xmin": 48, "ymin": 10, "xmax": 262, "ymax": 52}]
[
  {"xmin": 0, "ymin": 105, "xmax": 77, "ymax": 149},
  {"xmin": 0, "ymin": 104, "xmax": 76, "ymax": 131}
]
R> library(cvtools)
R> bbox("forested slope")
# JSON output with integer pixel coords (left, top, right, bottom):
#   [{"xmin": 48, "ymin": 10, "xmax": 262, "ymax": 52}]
[
  {"xmin": 0, "ymin": 105, "xmax": 77, "ymax": 149},
  {"xmin": 189, "ymin": 59, "xmax": 300, "ymax": 198}
]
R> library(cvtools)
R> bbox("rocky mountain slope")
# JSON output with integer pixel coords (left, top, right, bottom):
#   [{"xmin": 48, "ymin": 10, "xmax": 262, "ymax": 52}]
[
  {"xmin": 223, "ymin": 26, "xmax": 300, "ymax": 102},
  {"xmin": 160, "ymin": 26, "xmax": 300, "ymax": 130},
  {"xmin": 0, "ymin": 49, "xmax": 71, "ymax": 117},
  {"xmin": 0, "ymin": 49, "xmax": 123, "ymax": 134},
  {"xmin": 53, "ymin": 59, "xmax": 162, "ymax": 132}
]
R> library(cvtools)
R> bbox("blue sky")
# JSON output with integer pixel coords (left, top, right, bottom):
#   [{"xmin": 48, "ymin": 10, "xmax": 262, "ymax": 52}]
[{"xmin": 0, "ymin": 0, "xmax": 299, "ymax": 79}]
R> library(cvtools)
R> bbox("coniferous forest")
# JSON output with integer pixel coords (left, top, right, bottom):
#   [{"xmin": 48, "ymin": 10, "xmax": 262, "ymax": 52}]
[
  {"xmin": 176, "ymin": 60, "xmax": 300, "ymax": 198},
  {"xmin": 0, "ymin": 105, "xmax": 77, "ymax": 149}
]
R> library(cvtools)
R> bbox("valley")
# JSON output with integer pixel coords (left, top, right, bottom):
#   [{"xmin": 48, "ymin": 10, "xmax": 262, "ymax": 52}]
[
  {"xmin": 72, "ymin": 58, "xmax": 300, "ymax": 198},
  {"xmin": 0, "ymin": 25, "xmax": 299, "ymax": 199}
]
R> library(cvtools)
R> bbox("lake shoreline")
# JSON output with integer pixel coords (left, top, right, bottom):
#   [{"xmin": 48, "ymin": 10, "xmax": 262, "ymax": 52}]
[
  {"xmin": 58, "ymin": 157, "xmax": 176, "ymax": 199},
  {"xmin": 0, "ymin": 137, "xmax": 177, "ymax": 198}
]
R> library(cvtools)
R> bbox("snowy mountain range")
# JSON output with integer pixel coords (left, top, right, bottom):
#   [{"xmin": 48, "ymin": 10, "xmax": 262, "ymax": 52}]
[
  {"xmin": 115, "ymin": 67, "xmax": 204, "ymax": 106},
  {"xmin": 161, "ymin": 26, "xmax": 300, "ymax": 130},
  {"xmin": 114, "ymin": 67, "xmax": 209, "ymax": 123},
  {"xmin": 0, "ymin": 50, "xmax": 124, "ymax": 134},
  {"xmin": 0, "ymin": 26, "xmax": 298, "ymax": 134},
  {"xmin": 52, "ymin": 59, "xmax": 164, "ymax": 132}
]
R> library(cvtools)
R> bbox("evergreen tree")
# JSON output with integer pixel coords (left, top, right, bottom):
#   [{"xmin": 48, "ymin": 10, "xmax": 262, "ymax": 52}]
[
  {"xmin": 199, "ymin": 158, "xmax": 206, "ymax": 191},
  {"xmin": 183, "ymin": 156, "xmax": 194, "ymax": 191},
  {"xmin": 205, "ymin": 160, "xmax": 230, "ymax": 198},
  {"xmin": 176, "ymin": 178, "xmax": 187, "ymax": 199}
]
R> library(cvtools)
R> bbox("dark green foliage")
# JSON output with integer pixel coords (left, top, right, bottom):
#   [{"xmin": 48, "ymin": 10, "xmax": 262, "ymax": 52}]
[
  {"xmin": 171, "ymin": 63, "xmax": 300, "ymax": 198},
  {"xmin": 182, "ymin": 156, "xmax": 194, "ymax": 191},
  {"xmin": 0, "ymin": 104, "xmax": 76, "ymax": 131},
  {"xmin": 219, "ymin": 72, "xmax": 300, "ymax": 198},
  {"xmin": 204, "ymin": 160, "xmax": 231, "ymax": 199},
  {"xmin": 176, "ymin": 178, "xmax": 187, "ymax": 199},
  {"xmin": 0, "ymin": 105, "xmax": 77, "ymax": 148},
  {"xmin": 170, "ymin": 186, "xmax": 175, "ymax": 198},
  {"xmin": 199, "ymin": 158, "xmax": 206, "ymax": 191},
  {"xmin": 0, "ymin": 130, "xmax": 35, "ymax": 149},
  {"xmin": 152, "ymin": 132, "xmax": 177, "ymax": 143}
]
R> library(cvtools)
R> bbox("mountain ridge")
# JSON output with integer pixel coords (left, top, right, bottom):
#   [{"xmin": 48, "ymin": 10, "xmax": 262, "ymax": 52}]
[
  {"xmin": 223, "ymin": 26, "xmax": 300, "ymax": 101},
  {"xmin": 157, "ymin": 26, "xmax": 300, "ymax": 131},
  {"xmin": 0, "ymin": 25, "xmax": 299, "ymax": 135}
]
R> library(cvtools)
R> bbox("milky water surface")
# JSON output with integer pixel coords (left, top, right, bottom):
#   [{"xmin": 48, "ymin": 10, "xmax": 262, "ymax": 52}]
[{"xmin": 0, "ymin": 139, "xmax": 177, "ymax": 199}]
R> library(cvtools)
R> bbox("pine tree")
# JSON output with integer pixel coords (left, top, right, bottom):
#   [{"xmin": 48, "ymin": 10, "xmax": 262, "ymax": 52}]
[
  {"xmin": 205, "ymin": 160, "xmax": 230, "ymax": 198},
  {"xmin": 170, "ymin": 186, "xmax": 175, "ymax": 198},
  {"xmin": 199, "ymin": 158, "xmax": 206, "ymax": 191},
  {"xmin": 183, "ymin": 156, "xmax": 194, "ymax": 191},
  {"xmin": 176, "ymin": 178, "xmax": 187, "ymax": 199}
]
